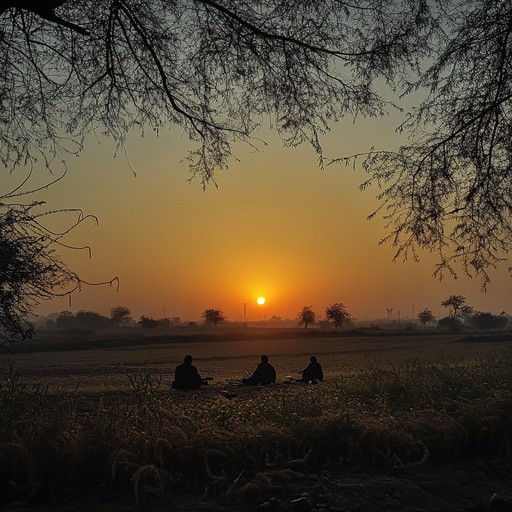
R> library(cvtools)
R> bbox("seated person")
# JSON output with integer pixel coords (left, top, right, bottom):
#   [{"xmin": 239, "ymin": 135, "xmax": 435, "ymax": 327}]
[
  {"xmin": 172, "ymin": 355, "xmax": 208, "ymax": 390},
  {"xmin": 299, "ymin": 356, "xmax": 324, "ymax": 383},
  {"xmin": 243, "ymin": 355, "xmax": 276, "ymax": 386}
]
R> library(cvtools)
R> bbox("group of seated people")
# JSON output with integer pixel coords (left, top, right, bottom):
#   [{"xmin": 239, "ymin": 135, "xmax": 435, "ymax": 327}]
[{"xmin": 171, "ymin": 354, "xmax": 323, "ymax": 390}]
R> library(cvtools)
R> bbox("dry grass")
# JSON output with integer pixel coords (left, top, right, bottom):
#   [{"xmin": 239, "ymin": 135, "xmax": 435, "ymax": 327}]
[{"xmin": 1, "ymin": 333, "xmax": 512, "ymax": 505}]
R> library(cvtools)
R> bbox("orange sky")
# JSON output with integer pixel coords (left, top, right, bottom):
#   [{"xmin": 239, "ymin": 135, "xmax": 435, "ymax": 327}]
[{"xmin": 8, "ymin": 112, "xmax": 512, "ymax": 324}]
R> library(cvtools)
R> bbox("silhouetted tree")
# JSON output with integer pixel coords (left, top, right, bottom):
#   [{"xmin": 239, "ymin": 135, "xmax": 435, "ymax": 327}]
[
  {"xmin": 417, "ymin": 308, "xmax": 435, "ymax": 327},
  {"xmin": 298, "ymin": 306, "xmax": 316, "ymax": 329},
  {"xmin": 137, "ymin": 315, "xmax": 158, "ymax": 329},
  {"xmin": 75, "ymin": 310, "xmax": 110, "ymax": 329},
  {"xmin": 436, "ymin": 317, "xmax": 463, "ymax": 331},
  {"xmin": 352, "ymin": 1, "xmax": 512, "ymax": 286},
  {"xmin": 202, "ymin": 309, "xmax": 226, "ymax": 327},
  {"xmin": 54, "ymin": 310, "xmax": 110, "ymax": 329},
  {"xmin": 55, "ymin": 311, "xmax": 74, "ymax": 329},
  {"xmin": 4, "ymin": 2, "xmax": 512, "ymax": 278},
  {"xmin": 110, "ymin": 305, "xmax": 132, "ymax": 326},
  {"xmin": 0, "ymin": 183, "xmax": 118, "ymax": 344},
  {"xmin": 469, "ymin": 312, "xmax": 509, "ymax": 331},
  {"xmin": 4, "ymin": 2, "xmax": 512, "ymax": 342},
  {"xmin": 1, "ymin": 1, "xmax": 434, "ymax": 181},
  {"xmin": 325, "ymin": 303, "xmax": 351, "ymax": 329},
  {"xmin": 441, "ymin": 295, "xmax": 473, "ymax": 320},
  {"xmin": 0, "ymin": 201, "xmax": 84, "ymax": 345}
]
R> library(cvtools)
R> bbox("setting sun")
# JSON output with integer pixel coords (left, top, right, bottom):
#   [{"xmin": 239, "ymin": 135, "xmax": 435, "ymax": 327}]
[{"xmin": 257, "ymin": 297, "xmax": 266, "ymax": 305}]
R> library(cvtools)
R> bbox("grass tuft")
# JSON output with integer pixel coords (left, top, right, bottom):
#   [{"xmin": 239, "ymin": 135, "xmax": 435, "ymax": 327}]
[{"xmin": 1, "ymin": 349, "xmax": 512, "ymax": 504}]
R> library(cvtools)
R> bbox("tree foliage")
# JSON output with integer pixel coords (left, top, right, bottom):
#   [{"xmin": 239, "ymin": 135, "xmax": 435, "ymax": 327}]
[
  {"xmin": 0, "ymin": 200, "xmax": 83, "ymax": 345},
  {"xmin": 0, "ymin": 182, "xmax": 118, "ymax": 345},
  {"xmin": 417, "ymin": 308, "xmax": 435, "ymax": 327},
  {"xmin": 436, "ymin": 316, "xmax": 463, "ymax": 332},
  {"xmin": 1, "ymin": 0, "xmax": 433, "ymax": 181},
  {"xmin": 298, "ymin": 306, "xmax": 316, "ymax": 328},
  {"xmin": 110, "ymin": 305, "xmax": 132, "ymax": 326},
  {"xmin": 56, "ymin": 309, "xmax": 111, "ymax": 330},
  {"xmin": 137, "ymin": 315, "xmax": 158, "ymax": 329},
  {"xmin": 325, "ymin": 302, "xmax": 351, "ymax": 329},
  {"xmin": 202, "ymin": 308, "xmax": 226, "ymax": 327},
  {"xmin": 469, "ymin": 311, "xmax": 509, "ymax": 331},
  {"xmin": 356, "ymin": 1, "xmax": 512, "ymax": 286},
  {"xmin": 441, "ymin": 295, "xmax": 473, "ymax": 320},
  {"xmin": 3, "ymin": 1, "xmax": 512, "ymax": 343}
]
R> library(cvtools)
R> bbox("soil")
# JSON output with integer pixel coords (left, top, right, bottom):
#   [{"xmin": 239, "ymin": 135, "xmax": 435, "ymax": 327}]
[{"xmin": 1, "ymin": 459, "xmax": 511, "ymax": 512}]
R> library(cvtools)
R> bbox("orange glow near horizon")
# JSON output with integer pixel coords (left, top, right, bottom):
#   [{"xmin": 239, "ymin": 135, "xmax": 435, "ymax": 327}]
[{"xmin": 19, "ymin": 120, "xmax": 512, "ymax": 324}]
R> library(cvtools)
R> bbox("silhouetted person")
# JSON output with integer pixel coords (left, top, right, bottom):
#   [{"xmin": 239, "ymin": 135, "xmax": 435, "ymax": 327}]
[
  {"xmin": 243, "ymin": 355, "xmax": 276, "ymax": 386},
  {"xmin": 299, "ymin": 356, "xmax": 323, "ymax": 383},
  {"xmin": 172, "ymin": 355, "xmax": 208, "ymax": 390}
]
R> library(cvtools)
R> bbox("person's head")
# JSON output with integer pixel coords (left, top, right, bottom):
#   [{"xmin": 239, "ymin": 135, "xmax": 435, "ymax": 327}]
[
  {"xmin": 310, "ymin": 356, "xmax": 317, "ymax": 363},
  {"xmin": 184, "ymin": 355, "xmax": 193, "ymax": 364},
  {"xmin": 260, "ymin": 354, "xmax": 268, "ymax": 363}
]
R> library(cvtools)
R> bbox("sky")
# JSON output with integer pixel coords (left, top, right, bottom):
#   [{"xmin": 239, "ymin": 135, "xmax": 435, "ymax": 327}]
[{"xmin": 7, "ymin": 109, "xmax": 512, "ymax": 324}]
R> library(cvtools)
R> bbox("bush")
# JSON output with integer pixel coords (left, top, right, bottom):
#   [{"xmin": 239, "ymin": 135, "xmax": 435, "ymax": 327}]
[
  {"xmin": 469, "ymin": 312, "xmax": 509, "ymax": 331},
  {"xmin": 436, "ymin": 317, "xmax": 463, "ymax": 331}
]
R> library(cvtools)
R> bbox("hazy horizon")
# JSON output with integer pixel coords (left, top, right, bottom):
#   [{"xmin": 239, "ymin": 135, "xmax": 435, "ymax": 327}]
[{"xmin": 7, "ymin": 114, "xmax": 511, "ymax": 325}]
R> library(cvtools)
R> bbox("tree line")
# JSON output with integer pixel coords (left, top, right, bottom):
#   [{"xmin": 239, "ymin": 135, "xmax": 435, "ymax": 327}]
[
  {"xmin": 418, "ymin": 295, "xmax": 510, "ymax": 331},
  {"xmin": 34, "ymin": 296, "xmax": 510, "ymax": 333},
  {"xmin": 204, "ymin": 298, "xmax": 511, "ymax": 332},
  {"xmin": 41, "ymin": 306, "xmax": 183, "ymax": 331}
]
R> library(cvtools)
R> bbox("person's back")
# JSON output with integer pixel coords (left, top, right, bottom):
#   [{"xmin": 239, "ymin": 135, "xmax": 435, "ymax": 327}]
[
  {"xmin": 172, "ymin": 355, "xmax": 205, "ymax": 390},
  {"xmin": 243, "ymin": 355, "xmax": 276, "ymax": 386},
  {"xmin": 300, "ymin": 356, "xmax": 323, "ymax": 383}
]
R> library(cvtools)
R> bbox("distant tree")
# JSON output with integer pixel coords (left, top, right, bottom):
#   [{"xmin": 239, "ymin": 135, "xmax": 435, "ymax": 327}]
[
  {"xmin": 325, "ymin": 303, "xmax": 351, "ymax": 330},
  {"xmin": 469, "ymin": 312, "xmax": 509, "ymax": 331},
  {"xmin": 417, "ymin": 308, "xmax": 435, "ymax": 327},
  {"xmin": 437, "ymin": 317, "xmax": 463, "ymax": 331},
  {"xmin": 203, "ymin": 309, "xmax": 226, "ymax": 327},
  {"xmin": 138, "ymin": 316, "xmax": 158, "ymax": 329},
  {"xmin": 441, "ymin": 295, "xmax": 473, "ymax": 320},
  {"xmin": 156, "ymin": 317, "xmax": 171, "ymax": 327},
  {"xmin": 268, "ymin": 315, "xmax": 284, "ymax": 325},
  {"xmin": 76, "ymin": 310, "xmax": 110, "ymax": 329},
  {"xmin": 54, "ymin": 310, "xmax": 110, "ymax": 330},
  {"xmin": 110, "ymin": 305, "xmax": 132, "ymax": 327},
  {"xmin": 298, "ymin": 306, "xmax": 316, "ymax": 329},
  {"xmin": 55, "ymin": 311, "xmax": 74, "ymax": 329}
]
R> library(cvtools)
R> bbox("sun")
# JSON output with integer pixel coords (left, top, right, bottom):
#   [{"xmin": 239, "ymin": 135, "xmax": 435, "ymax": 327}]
[{"xmin": 257, "ymin": 297, "xmax": 266, "ymax": 305}]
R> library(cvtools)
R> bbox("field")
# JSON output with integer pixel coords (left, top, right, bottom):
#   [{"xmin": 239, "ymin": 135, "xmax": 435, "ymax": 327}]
[
  {"xmin": 1, "ymin": 328, "xmax": 512, "ymax": 511},
  {"xmin": 2, "ymin": 328, "xmax": 509, "ymax": 391}
]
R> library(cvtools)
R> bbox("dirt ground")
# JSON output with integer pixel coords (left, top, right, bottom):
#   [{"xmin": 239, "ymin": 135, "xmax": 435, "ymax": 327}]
[
  {"xmin": 2, "ymin": 330, "xmax": 510, "ymax": 392},
  {"xmin": 2, "ymin": 459, "xmax": 511, "ymax": 512},
  {"xmin": 2, "ymin": 331, "xmax": 512, "ymax": 512}
]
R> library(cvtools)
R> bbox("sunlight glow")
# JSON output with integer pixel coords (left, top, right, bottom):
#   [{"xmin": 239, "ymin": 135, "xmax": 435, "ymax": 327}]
[{"xmin": 257, "ymin": 297, "xmax": 266, "ymax": 305}]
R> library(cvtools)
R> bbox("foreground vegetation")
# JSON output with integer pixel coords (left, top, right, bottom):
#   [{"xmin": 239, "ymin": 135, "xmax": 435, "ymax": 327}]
[{"xmin": 1, "ymin": 349, "xmax": 512, "ymax": 506}]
